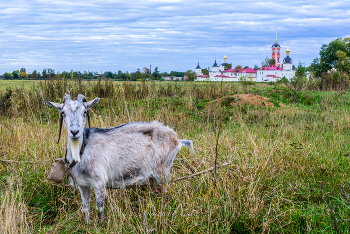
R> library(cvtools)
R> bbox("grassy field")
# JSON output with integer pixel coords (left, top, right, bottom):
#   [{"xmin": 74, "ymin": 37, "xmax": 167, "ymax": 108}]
[{"xmin": 0, "ymin": 79, "xmax": 350, "ymax": 233}]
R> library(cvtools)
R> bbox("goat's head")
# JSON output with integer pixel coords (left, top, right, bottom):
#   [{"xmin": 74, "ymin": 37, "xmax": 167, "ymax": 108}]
[{"xmin": 46, "ymin": 94, "xmax": 100, "ymax": 143}]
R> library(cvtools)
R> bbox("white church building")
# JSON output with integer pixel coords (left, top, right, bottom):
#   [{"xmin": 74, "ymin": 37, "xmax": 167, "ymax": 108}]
[{"xmin": 195, "ymin": 36, "xmax": 295, "ymax": 82}]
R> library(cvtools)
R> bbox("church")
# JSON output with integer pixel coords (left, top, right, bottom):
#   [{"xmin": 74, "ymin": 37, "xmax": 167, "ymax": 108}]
[{"xmin": 195, "ymin": 34, "xmax": 295, "ymax": 82}]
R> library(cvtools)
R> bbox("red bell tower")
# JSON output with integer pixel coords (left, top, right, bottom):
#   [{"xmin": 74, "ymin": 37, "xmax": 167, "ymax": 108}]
[{"xmin": 271, "ymin": 28, "xmax": 281, "ymax": 67}]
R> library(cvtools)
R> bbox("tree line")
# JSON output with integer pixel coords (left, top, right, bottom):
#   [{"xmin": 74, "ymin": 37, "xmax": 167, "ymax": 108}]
[{"xmin": 1, "ymin": 67, "xmax": 195, "ymax": 81}]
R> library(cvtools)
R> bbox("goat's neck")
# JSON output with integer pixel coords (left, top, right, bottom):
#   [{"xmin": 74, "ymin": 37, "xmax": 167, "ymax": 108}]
[{"xmin": 67, "ymin": 136, "xmax": 83, "ymax": 163}]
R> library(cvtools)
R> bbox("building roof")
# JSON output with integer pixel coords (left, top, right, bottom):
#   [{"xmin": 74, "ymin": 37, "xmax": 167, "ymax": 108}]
[
  {"xmin": 283, "ymin": 56, "xmax": 292, "ymax": 64},
  {"xmin": 214, "ymin": 74, "xmax": 236, "ymax": 78},
  {"xmin": 223, "ymin": 68, "xmax": 243, "ymax": 73},
  {"xmin": 195, "ymin": 63, "xmax": 201, "ymax": 69},
  {"xmin": 212, "ymin": 60, "xmax": 218, "ymax": 67},
  {"xmin": 272, "ymin": 43, "xmax": 280, "ymax": 48},
  {"xmin": 224, "ymin": 68, "xmax": 257, "ymax": 73},
  {"xmin": 258, "ymin": 65, "xmax": 283, "ymax": 71},
  {"xmin": 223, "ymin": 68, "xmax": 235, "ymax": 73},
  {"xmin": 198, "ymin": 75, "xmax": 209, "ymax": 77},
  {"xmin": 240, "ymin": 68, "xmax": 257, "ymax": 73}
]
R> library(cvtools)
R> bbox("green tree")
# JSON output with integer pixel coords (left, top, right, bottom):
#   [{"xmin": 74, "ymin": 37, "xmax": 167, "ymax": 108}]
[
  {"xmin": 152, "ymin": 67, "xmax": 160, "ymax": 79},
  {"xmin": 320, "ymin": 38, "xmax": 350, "ymax": 70},
  {"xmin": 290, "ymin": 62, "xmax": 307, "ymax": 91},
  {"xmin": 244, "ymin": 66, "xmax": 249, "ymax": 69},
  {"xmin": 335, "ymin": 50, "xmax": 350, "ymax": 73},
  {"xmin": 88, "ymin": 72, "xmax": 94, "ymax": 79},
  {"xmin": 117, "ymin": 70, "xmax": 123, "ymax": 79},
  {"xmin": 309, "ymin": 38, "xmax": 350, "ymax": 76},
  {"xmin": 3, "ymin": 72, "xmax": 12, "ymax": 79},
  {"xmin": 224, "ymin": 63, "xmax": 232, "ymax": 70},
  {"xmin": 202, "ymin": 68, "xmax": 209, "ymax": 75},
  {"xmin": 105, "ymin": 71, "xmax": 113, "ymax": 79},
  {"xmin": 45, "ymin": 68, "xmax": 55, "ymax": 79},
  {"xmin": 12, "ymin": 70, "xmax": 19, "ymax": 79},
  {"xmin": 308, "ymin": 58, "xmax": 322, "ymax": 77},
  {"xmin": 42, "ymin": 69, "xmax": 47, "ymax": 79},
  {"xmin": 30, "ymin": 70, "xmax": 38, "ymax": 79},
  {"xmin": 142, "ymin": 67, "xmax": 150, "ymax": 74},
  {"xmin": 295, "ymin": 62, "xmax": 306, "ymax": 79},
  {"xmin": 135, "ymin": 69, "xmax": 141, "ymax": 80},
  {"xmin": 184, "ymin": 70, "xmax": 196, "ymax": 81},
  {"xmin": 254, "ymin": 65, "xmax": 259, "ymax": 70},
  {"xmin": 125, "ymin": 71, "xmax": 131, "ymax": 80}
]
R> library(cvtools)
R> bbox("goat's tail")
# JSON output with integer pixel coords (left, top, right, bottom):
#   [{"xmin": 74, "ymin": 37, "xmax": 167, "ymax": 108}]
[{"xmin": 181, "ymin": 140, "xmax": 195, "ymax": 155}]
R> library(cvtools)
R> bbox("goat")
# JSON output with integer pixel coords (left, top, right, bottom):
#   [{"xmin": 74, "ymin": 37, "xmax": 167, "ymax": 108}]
[{"xmin": 46, "ymin": 94, "xmax": 194, "ymax": 224}]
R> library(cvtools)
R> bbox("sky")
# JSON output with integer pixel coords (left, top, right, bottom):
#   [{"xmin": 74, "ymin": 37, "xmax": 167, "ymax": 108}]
[{"xmin": 1, "ymin": 0, "xmax": 350, "ymax": 74}]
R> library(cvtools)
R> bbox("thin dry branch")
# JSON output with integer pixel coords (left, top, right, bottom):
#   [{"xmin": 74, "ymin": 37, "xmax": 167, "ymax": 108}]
[{"xmin": 170, "ymin": 161, "xmax": 232, "ymax": 184}]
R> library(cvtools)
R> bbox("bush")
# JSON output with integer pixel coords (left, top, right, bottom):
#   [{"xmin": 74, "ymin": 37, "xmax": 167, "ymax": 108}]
[
  {"xmin": 276, "ymin": 76, "xmax": 289, "ymax": 84},
  {"xmin": 320, "ymin": 70, "xmax": 350, "ymax": 90}
]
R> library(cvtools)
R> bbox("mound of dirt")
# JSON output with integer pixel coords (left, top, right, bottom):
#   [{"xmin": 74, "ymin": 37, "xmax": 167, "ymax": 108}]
[{"xmin": 210, "ymin": 94, "xmax": 275, "ymax": 107}]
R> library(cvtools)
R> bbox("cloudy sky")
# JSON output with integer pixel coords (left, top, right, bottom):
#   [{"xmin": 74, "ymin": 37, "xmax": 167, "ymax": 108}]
[{"xmin": 0, "ymin": 0, "xmax": 349, "ymax": 74}]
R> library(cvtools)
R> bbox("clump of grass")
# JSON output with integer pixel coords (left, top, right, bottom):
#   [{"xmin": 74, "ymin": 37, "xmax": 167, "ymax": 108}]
[{"xmin": 0, "ymin": 176, "xmax": 32, "ymax": 233}]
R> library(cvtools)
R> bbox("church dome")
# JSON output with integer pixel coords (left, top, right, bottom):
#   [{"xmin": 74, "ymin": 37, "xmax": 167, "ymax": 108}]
[
  {"xmin": 283, "ymin": 56, "xmax": 292, "ymax": 64},
  {"xmin": 272, "ymin": 43, "xmax": 280, "ymax": 48},
  {"xmin": 224, "ymin": 55, "xmax": 227, "ymax": 59},
  {"xmin": 213, "ymin": 60, "xmax": 218, "ymax": 67},
  {"xmin": 195, "ymin": 63, "xmax": 201, "ymax": 69}
]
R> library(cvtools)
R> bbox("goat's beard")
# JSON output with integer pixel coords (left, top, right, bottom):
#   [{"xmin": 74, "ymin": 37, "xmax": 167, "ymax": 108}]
[{"xmin": 69, "ymin": 137, "xmax": 82, "ymax": 163}]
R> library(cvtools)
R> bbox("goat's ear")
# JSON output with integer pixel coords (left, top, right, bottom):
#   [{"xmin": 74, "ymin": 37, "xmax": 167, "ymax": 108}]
[
  {"xmin": 45, "ymin": 100, "xmax": 63, "ymax": 111},
  {"xmin": 84, "ymin": 97, "xmax": 100, "ymax": 110}
]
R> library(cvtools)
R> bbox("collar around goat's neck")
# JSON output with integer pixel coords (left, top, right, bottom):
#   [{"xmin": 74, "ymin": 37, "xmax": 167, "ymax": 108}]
[{"xmin": 65, "ymin": 129, "xmax": 89, "ymax": 168}]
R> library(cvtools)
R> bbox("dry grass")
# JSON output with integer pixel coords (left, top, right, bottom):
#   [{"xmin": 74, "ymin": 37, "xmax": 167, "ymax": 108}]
[
  {"xmin": 0, "ymin": 177, "xmax": 31, "ymax": 233},
  {"xmin": 0, "ymin": 80, "xmax": 350, "ymax": 233}
]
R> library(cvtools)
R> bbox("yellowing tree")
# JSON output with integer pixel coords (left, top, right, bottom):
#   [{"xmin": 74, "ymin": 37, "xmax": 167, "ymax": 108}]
[{"xmin": 20, "ymin": 72, "xmax": 26, "ymax": 78}]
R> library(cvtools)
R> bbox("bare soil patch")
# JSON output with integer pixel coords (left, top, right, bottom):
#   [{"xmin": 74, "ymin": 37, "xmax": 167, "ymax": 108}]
[{"xmin": 210, "ymin": 93, "xmax": 277, "ymax": 107}]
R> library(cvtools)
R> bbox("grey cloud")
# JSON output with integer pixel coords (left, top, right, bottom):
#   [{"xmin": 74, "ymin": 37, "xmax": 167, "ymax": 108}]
[{"xmin": 0, "ymin": 0, "xmax": 349, "ymax": 73}]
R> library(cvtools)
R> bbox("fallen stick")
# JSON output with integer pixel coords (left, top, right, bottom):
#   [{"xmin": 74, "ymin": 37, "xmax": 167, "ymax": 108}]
[{"xmin": 170, "ymin": 161, "xmax": 232, "ymax": 184}]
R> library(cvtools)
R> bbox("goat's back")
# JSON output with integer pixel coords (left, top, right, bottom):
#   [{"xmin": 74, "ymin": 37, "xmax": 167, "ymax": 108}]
[{"xmin": 78, "ymin": 121, "xmax": 182, "ymax": 187}]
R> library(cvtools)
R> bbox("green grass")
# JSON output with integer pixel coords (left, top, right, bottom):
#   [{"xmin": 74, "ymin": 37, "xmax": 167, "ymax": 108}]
[
  {"xmin": 0, "ymin": 79, "xmax": 39, "ymax": 91},
  {"xmin": 0, "ymin": 80, "xmax": 350, "ymax": 233}
]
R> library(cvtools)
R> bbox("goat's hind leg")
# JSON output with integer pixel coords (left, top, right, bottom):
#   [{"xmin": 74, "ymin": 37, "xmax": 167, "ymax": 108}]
[
  {"xmin": 78, "ymin": 186, "xmax": 91, "ymax": 223},
  {"xmin": 93, "ymin": 186, "xmax": 106, "ymax": 224},
  {"xmin": 152, "ymin": 174, "xmax": 169, "ymax": 199}
]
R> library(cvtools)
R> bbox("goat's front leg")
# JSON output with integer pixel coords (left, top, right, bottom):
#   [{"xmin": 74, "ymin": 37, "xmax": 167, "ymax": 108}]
[
  {"xmin": 78, "ymin": 186, "xmax": 91, "ymax": 223},
  {"xmin": 94, "ymin": 186, "xmax": 106, "ymax": 224}
]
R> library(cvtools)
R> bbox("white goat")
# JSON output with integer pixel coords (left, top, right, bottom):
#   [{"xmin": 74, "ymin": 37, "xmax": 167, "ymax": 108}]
[{"xmin": 46, "ymin": 94, "xmax": 194, "ymax": 223}]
